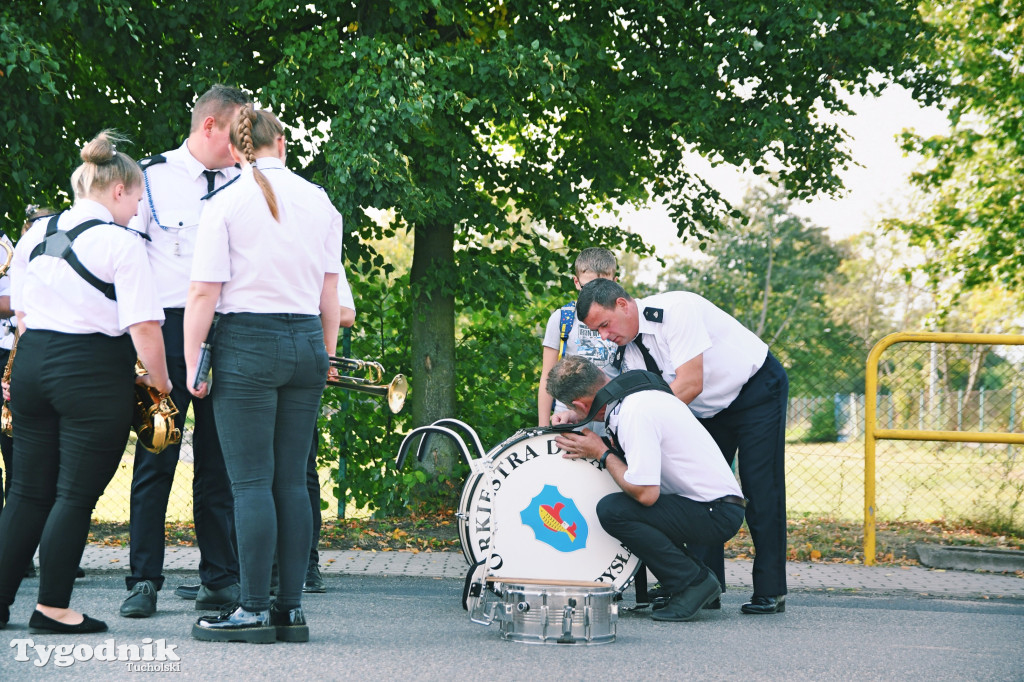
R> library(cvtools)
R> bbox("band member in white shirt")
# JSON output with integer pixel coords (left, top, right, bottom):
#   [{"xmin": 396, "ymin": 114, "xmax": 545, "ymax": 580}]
[
  {"xmin": 0, "ymin": 131, "xmax": 170, "ymax": 634},
  {"xmin": 550, "ymin": 355, "xmax": 745, "ymax": 622},
  {"xmin": 120, "ymin": 85, "xmax": 248, "ymax": 620},
  {"xmin": 185, "ymin": 105, "xmax": 342, "ymax": 644}
]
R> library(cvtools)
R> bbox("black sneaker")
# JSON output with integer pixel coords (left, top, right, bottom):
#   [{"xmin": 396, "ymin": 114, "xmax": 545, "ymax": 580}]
[
  {"xmin": 302, "ymin": 563, "xmax": 326, "ymax": 594},
  {"xmin": 120, "ymin": 580, "xmax": 157, "ymax": 618}
]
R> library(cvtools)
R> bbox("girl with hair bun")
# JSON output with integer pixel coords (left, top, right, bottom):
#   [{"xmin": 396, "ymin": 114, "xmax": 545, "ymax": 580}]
[
  {"xmin": 0, "ymin": 130, "xmax": 170, "ymax": 634},
  {"xmin": 185, "ymin": 106, "xmax": 342, "ymax": 644}
]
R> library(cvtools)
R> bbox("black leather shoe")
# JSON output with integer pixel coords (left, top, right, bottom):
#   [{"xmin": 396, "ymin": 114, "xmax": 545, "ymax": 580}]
[
  {"xmin": 120, "ymin": 579, "xmax": 157, "ymax": 618},
  {"xmin": 195, "ymin": 583, "xmax": 241, "ymax": 611},
  {"xmin": 175, "ymin": 583, "xmax": 201, "ymax": 600},
  {"xmin": 29, "ymin": 610, "xmax": 108, "ymax": 634},
  {"xmin": 192, "ymin": 606, "xmax": 275, "ymax": 643},
  {"xmin": 76, "ymin": 566, "xmax": 85, "ymax": 578},
  {"xmin": 270, "ymin": 603, "xmax": 309, "ymax": 642},
  {"xmin": 303, "ymin": 563, "xmax": 326, "ymax": 594},
  {"xmin": 741, "ymin": 595, "xmax": 786, "ymax": 614},
  {"xmin": 652, "ymin": 595, "xmax": 719, "ymax": 611},
  {"xmin": 651, "ymin": 573, "xmax": 722, "ymax": 622},
  {"xmin": 1, "ymin": 603, "xmax": 9, "ymax": 629}
]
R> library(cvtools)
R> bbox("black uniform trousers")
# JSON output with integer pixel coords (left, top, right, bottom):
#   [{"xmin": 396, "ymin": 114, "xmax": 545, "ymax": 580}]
[
  {"xmin": 597, "ymin": 492, "xmax": 745, "ymax": 594},
  {"xmin": 0, "ymin": 330, "xmax": 135, "ymax": 609},
  {"xmin": 126, "ymin": 309, "xmax": 238, "ymax": 591},
  {"xmin": 692, "ymin": 352, "xmax": 789, "ymax": 597}
]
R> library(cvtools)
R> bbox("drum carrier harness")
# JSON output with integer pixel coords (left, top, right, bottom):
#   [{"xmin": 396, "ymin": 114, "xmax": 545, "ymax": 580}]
[
  {"xmin": 28, "ymin": 213, "xmax": 150, "ymax": 301},
  {"xmin": 545, "ymin": 369, "xmax": 673, "ymax": 435}
]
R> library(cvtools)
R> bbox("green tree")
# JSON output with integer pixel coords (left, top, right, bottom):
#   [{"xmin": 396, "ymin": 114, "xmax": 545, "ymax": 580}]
[
  {"xmin": 895, "ymin": 0, "xmax": 1023, "ymax": 295},
  {"xmin": 659, "ymin": 183, "xmax": 862, "ymax": 396},
  {"xmin": 3, "ymin": 2, "xmax": 941, "ymax": 495}
]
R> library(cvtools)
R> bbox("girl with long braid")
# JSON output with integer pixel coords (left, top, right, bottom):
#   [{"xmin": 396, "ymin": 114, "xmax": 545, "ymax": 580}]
[{"xmin": 184, "ymin": 105, "xmax": 342, "ymax": 643}]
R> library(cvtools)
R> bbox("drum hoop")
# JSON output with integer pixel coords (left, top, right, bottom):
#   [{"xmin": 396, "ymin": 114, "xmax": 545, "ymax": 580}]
[{"xmin": 487, "ymin": 576, "xmax": 611, "ymax": 589}]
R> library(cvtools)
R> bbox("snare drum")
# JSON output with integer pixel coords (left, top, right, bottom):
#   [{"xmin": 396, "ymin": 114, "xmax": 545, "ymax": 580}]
[
  {"xmin": 472, "ymin": 577, "xmax": 617, "ymax": 645},
  {"xmin": 458, "ymin": 429, "xmax": 640, "ymax": 593}
]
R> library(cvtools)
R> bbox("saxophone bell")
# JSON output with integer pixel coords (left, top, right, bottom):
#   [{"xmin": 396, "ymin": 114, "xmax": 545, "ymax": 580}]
[{"xmin": 133, "ymin": 360, "xmax": 182, "ymax": 453}]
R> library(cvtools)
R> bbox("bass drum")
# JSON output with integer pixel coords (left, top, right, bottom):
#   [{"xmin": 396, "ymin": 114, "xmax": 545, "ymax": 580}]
[
  {"xmin": 459, "ymin": 429, "xmax": 640, "ymax": 593},
  {"xmin": 457, "ymin": 428, "xmax": 537, "ymax": 566}
]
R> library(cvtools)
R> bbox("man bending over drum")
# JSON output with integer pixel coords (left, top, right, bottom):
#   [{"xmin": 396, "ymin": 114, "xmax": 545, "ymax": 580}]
[{"xmin": 548, "ymin": 355, "xmax": 745, "ymax": 622}]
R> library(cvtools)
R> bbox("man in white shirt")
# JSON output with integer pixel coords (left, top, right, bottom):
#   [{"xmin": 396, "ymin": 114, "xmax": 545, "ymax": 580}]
[
  {"xmin": 572, "ymin": 278, "xmax": 789, "ymax": 615},
  {"xmin": 549, "ymin": 355, "xmax": 745, "ymax": 622},
  {"xmin": 120, "ymin": 85, "xmax": 249, "ymax": 619}
]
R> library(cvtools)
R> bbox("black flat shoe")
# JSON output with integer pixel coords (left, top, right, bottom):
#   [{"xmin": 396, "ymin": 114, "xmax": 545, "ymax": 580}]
[
  {"xmin": 270, "ymin": 603, "xmax": 309, "ymax": 642},
  {"xmin": 192, "ymin": 605, "xmax": 275, "ymax": 643},
  {"xmin": 741, "ymin": 595, "xmax": 786, "ymax": 614},
  {"xmin": 29, "ymin": 610, "xmax": 108, "ymax": 634}
]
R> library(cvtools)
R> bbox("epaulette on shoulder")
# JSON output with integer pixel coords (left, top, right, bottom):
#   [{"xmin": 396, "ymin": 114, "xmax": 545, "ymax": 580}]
[
  {"xmin": 110, "ymin": 223, "xmax": 152, "ymax": 242},
  {"xmin": 139, "ymin": 154, "xmax": 167, "ymax": 170},
  {"xmin": 201, "ymin": 175, "xmax": 240, "ymax": 201}
]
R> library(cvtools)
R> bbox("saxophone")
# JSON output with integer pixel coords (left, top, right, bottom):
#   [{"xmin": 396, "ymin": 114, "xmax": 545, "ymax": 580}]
[
  {"xmin": 132, "ymin": 360, "xmax": 182, "ymax": 453},
  {"xmin": 1, "ymin": 330, "xmax": 16, "ymax": 437}
]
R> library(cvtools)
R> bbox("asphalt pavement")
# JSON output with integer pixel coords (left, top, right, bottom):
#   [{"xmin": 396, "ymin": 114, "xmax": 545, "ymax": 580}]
[{"xmin": 0, "ymin": 547, "xmax": 1020, "ymax": 680}]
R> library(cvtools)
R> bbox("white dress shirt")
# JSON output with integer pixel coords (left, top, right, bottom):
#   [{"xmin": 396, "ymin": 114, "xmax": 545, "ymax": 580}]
[
  {"xmin": 621, "ymin": 292, "xmax": 768, "ymax": 418},
  {"xmin": 12, "ymin": 200, "xmax": 163, "ymax": 336},
  {"xmin": 130, "ymin": 140, "xmax": 240, "ymax": 309},
  {"xmin": 191, "ymin": 157, "xmax": 343, "ymax": 315},
  {"xmin": 608, "ymin": 389, "xmax": 743, "ymax": 501}
]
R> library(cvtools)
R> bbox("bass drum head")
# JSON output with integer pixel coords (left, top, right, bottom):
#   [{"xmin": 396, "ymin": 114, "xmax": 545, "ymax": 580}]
[
  {"xmin": 484, "ymin": 431, "xmax": 640, "ymax": 592},
  {"xmin": 456, "ymin": 429, "xmax": 540, "ymax": 566}
]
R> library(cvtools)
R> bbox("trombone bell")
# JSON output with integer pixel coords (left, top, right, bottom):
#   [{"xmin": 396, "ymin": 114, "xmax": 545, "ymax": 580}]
[{"xmin": 326, "ymin": 356, "xmax": 408, "ymax": 414}]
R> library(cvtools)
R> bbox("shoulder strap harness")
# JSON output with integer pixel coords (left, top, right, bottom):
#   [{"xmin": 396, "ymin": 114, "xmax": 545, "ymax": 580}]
[
  {"xmin": 29, "ymin": 214, "xmax": 150, "ymax": 301},
  {"xmin": 545, "ymin": 369, "xmax": 673, "ymax": 433}
]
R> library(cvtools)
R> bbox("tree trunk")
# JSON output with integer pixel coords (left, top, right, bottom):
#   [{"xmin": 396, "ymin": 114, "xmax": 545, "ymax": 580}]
[{"xmin": 409, "ymin": 221, "xmax": 458, "ymax": 477}]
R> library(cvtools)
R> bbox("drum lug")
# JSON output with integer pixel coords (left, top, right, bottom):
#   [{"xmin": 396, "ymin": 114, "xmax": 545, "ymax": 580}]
[{"xmin": 556, "ymin": 598, "xmax": 578, "ymax": 644}]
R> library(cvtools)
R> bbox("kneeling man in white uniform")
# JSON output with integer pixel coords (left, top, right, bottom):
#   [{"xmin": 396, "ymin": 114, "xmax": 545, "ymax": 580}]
[{"xmin": 549, "ymin": 355, "xmax": 745, "ymax": 622}]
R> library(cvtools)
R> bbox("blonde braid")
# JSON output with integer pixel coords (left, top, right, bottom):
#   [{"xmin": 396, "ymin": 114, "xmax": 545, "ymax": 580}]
[{"xmin": 232, "ymin": 105, "xmax": 280, "ymax": 221}]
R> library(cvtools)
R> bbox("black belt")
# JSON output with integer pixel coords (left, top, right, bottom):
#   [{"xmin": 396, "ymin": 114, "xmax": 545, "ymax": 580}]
[{"xmin": 712, "ymin": 495, "xmax": 746, "ymax": 508}]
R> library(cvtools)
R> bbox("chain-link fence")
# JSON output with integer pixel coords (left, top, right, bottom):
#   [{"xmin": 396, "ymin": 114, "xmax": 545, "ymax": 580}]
[
  {"xmin": 781, "ymin": 336, "xmax": 1024, "ymax": 535},
  {"xmin": 92, "ymin": 335, "xmax": 1024, "ymax": 538}
]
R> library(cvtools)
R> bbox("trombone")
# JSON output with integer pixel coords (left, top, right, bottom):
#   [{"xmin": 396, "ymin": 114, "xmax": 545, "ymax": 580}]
[{"xmin": 328, "ymin": 356, "xmax": 408, "ymax": 414}]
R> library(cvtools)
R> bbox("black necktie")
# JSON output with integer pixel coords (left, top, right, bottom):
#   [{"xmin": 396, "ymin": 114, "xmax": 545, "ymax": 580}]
[
  {"xmin": 202, "ymin": 170, "xmax": 218, "ymax": 194},
  {"xmin": 633, "ymin": 335, "xmax": 661, "ymax": 374}
]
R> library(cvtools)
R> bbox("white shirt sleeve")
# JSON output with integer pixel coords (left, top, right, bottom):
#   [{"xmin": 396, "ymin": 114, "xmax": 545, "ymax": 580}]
[
  {"xmin": 616, "ymin": 402, "xmax": 664, "ymax": 487},
  {"xmin": 661, "ymin": 295, "xmax": 712, "ymax": 369},
  {"xmin": 113, "ymin": 234, "xmax": 165, "ymax": 330},
  {"xmin": 190, "ymin": 197, "xmax": 232, "ymax": 283}
]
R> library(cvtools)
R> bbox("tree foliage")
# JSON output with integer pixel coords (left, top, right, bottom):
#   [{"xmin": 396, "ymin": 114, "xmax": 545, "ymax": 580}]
[
  {"xmin": 895, "ymin": 0, "xmax": 1023, "ymax": 295},
  {"xmin": 2, "ymin": 2, "xmax": 942, "ymax": 505},
  {"xmin": 658, "ymin": 184, "xmax": 863, "ymax": 396}
]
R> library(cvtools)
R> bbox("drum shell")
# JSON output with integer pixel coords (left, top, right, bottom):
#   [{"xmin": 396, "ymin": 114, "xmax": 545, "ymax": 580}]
[{"xmin": 496, "ymin": 582, "xmax": 617, "ymax": 645}]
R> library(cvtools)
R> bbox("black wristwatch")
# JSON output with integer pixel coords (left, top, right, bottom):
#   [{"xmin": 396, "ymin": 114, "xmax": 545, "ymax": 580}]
[{"xmin": 599, "ymin": 450, "xmax": 616, "ymax": 469}]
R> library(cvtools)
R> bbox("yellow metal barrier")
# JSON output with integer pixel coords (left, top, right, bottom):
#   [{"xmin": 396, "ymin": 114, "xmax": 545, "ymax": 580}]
[{"xmin": 864, "ymin": 331, "xmax": 1024, "ymax": 564}]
